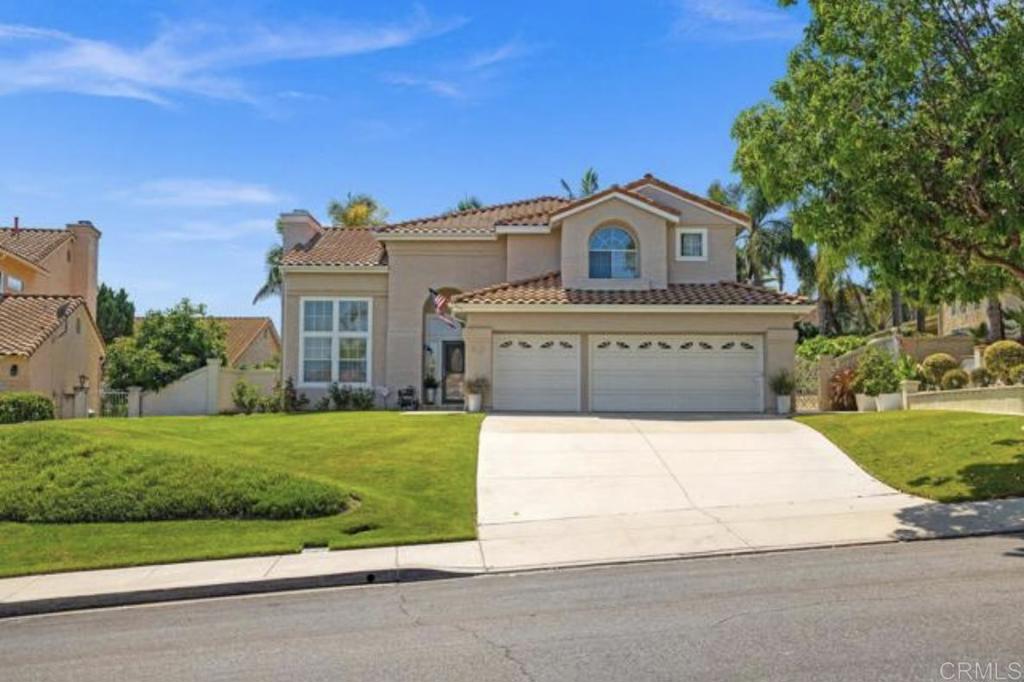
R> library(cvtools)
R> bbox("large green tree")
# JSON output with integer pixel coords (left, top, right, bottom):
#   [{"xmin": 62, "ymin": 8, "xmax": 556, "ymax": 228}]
[
  {"xmin": 105, "ymin": 299, "xmax": 226, "ymax": 390},
  {"xmin": 733, "ymin": 0, "xmax": 1024, "ymax": 316},
  {"xmin": 95, "ymin": 283, "xmax": 135, "ymax": 344}
]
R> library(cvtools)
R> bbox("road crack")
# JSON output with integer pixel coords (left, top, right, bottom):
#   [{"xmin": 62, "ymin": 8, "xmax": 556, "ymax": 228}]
[{"xmin": 453, "ymin": 622, "xmax": 535, "ymax": 682}]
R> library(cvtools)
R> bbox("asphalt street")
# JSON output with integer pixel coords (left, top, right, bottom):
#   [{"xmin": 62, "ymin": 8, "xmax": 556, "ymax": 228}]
[{"xmin": 3, "ymin": 534, "xmax": 1024, "ymax": 681}]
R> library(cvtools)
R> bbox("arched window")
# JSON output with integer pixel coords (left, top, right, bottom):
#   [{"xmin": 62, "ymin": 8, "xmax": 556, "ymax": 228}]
[{"xmin": 589, "ymin": 227, "xmax": 637, "ymax": 279}]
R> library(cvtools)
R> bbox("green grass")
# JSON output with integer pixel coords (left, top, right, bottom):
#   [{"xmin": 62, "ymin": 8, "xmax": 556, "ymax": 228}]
[
  {"xmin": 0, "ymin": 412, "xmax": 483, "ymax": 577},
  {"xmin": 796, "ymin": 411, "xmax": 1024, "ymax": 502}
]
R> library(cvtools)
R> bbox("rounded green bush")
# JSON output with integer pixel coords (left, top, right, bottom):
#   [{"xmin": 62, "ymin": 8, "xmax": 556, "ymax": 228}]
[
  {"xmin": 0, "ymin": 392, "xmax": 54, "ymax": 424},
  {"xmin": 854, "ymin": 347, "xmax": 899, "ymax": 396},
  {"xmin": 969, "ymin": 367, "xmax": 992, "ymax": 387},
  {"xmin": 1010, "ymin": 364, "xmax": 1024, "ymax": 386},
  {"xmin": 0, "ymin": 428, "xmax": 347, "ymax": 523},
  {"xmin": 984, "ymin": 340, "xmax": 1024, "ymax": 383},
  {"xmin": 941, "ymin": 368, "xmax": 969, "ymax": 390},
  {"xmin": 921, "ymin": 353, "xmax": 959, "ymax": 386}
]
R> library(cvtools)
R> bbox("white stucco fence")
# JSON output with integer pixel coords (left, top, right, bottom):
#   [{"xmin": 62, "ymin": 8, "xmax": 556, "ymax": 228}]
[{"xmin": 128, "ymin": 359, "xmax": 278, "ymax": 417}]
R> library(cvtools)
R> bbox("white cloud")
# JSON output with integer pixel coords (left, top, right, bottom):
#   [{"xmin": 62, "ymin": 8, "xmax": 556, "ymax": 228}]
[
  {"xmin": 123, "ymin": 179, "xmax": 284, "ymax": 207},
  {"xmin": 673, "ymin": 0, "xmax": 804, "ymax": 42},
  {"xmin": 465, "ymin": 38, "xmax": 535, "ymax": 70},
  {"xmin": 0, "ymin": 8, "xmax": 465, "ymax": 106},
  {"xmin": 382, "ymin": 73, "xmax": 463, "ymax": 99},
  {"xmin": 151, "ymin": 218, "xmax": 275, "ymax": 242}
]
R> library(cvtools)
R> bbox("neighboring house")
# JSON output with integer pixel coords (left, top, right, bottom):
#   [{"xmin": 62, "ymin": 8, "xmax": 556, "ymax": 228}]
[
  {"xmin": 0, "ymin": 221, "xmax": 104, "ymax": 416},
  {"xmin": 938, "ymin": 292, "xmax": 1023, "ymax": 336},
  {"xmin": 219, "ymin": 317, "xmax": 281, "ymax": 367},
  {"xmin": 0, "ymin": 295, "xmax": 104, "ymax": 417},
  {"xmin": 278, "ymin": 174, "xmax": 812, "ymax": 413}
]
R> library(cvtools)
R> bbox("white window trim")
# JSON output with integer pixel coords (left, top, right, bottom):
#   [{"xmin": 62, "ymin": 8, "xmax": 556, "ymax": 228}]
[
  {"xmin": 298, "ymin": 296, "xmax": 373, "ymax": 389},
  {"xmin": 675, "ymin": 227, "xmax": 708, "ymax": 262}
]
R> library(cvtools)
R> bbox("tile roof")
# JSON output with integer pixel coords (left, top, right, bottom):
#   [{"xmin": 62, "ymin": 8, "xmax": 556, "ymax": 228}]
[
  {"xmin": 550, "ymin": 186, "xmax": 682, "ymax": 219},
  {"xmin": 452, "ymin": 272, "xmax": 809, "ymax": 307},
  {"xmin": 281, "ymin": 228, "xmax": 387, "ymax": 267},
  {"xmin": 0, "ymin": 228, "xmax": 72, "ymax": 267},
  {"xmin": 375, "ymin": 196, "xmax": 571, "ymax": 235},
  {"xmin": 0, "ymin": 295, "xmax": 87, "ymax": 356},
  {"xmin": 215, "ymin": 317, "xmax": 280, "ymax": 365},
  {"xmin": 624, "ymin": 174, "xmax": 751, "ymax": 224}
]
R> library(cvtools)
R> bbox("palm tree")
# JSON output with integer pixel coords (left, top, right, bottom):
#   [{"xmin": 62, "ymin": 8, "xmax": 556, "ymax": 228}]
[
  {"xmin": 454, "ymin": 195, "xmax": 483, "ymax": 212},
  {"xmin": 707, "ymin": 180, "xmax": 802, "ymax": 289},
  {"xmin": 328, "ymin": 192, "xmax": 387, "ymax": 227},
  {"xmin": 560, "ymin": 168, "xmax": 599, "ymax": 199},
  {"xmin": 252, "ymin": 244, "xmax": 283, "ymax": 304}
]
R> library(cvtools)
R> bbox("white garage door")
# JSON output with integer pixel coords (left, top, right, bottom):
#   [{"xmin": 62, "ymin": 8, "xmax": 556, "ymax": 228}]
[
  {"xmin": 590, "ymin": 335, "xmax": 764, "ymax": 412},
  {"xmin": 492, "ymin": 334, "xmax": 581, "ymax": 412}
]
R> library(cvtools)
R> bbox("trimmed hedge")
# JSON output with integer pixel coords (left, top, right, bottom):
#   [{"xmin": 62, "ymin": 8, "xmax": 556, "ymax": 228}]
[
  {"xmin": 0, "ymin": 427, "xmax": 347, "ymax": 522},
  {"xmin": 941, "ymin": 368, "xmax": 969, "ymax": 390},
  {"xmin": 0, "ymin": 393, "xmax": 54, "ymax": 425},
  {"xmin": 921, "ymin": 353, "xmax": 959, "ymax": 386},
  {"xmin": 984, "ymin": 340, "xmax": 1024, "ymax": 383}
]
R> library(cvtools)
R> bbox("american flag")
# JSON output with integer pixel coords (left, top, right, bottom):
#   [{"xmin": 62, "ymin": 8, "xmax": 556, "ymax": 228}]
[{"xmin": 429, "ymin": 288, "xmax": 460, "ymax": 329}]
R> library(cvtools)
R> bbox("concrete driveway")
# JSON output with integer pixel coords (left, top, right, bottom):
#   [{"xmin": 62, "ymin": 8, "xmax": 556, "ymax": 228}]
[{"xmin": 477, "ymin": 414, "xmax": 926, "ymax": 569}]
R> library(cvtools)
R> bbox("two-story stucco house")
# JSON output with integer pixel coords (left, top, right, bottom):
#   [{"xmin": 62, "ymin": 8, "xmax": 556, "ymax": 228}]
[
  {"xmin": 278, "ymin": 175, "xmax": 812, "ymax": 413},
  {"xmin": 0, "ymin": 221, "xmax": 104, "ymax": 416}
]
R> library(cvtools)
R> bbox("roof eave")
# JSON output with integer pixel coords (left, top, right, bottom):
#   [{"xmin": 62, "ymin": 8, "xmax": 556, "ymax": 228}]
[
  {"xmin": 452, "ymin": 303, "xmax": 815, "ymax": 314},
  {"xmin": 0, "ymin": 248, "xmax": 50, "ymax": 275},
  {"xmin": 280, "ymin": 264, "xmax": 389, "ymax": 273},
  {"xmin": 372, "ymin": 232, "xmax": 497, "ymax": 242}
]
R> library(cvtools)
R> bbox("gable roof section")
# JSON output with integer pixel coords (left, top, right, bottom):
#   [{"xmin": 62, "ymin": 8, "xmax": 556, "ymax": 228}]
[
  {"xmin": 281, "ymin": 228, "xmax": 387, "ymax": 268},
  {"xmin": 623, "ymin": 174, "xmax": 751, "ymax": 226},
  {"xmin": 216, "ymin": 317, "xmax": 281, "ymax": 365},
  {"xmin": 0, "ymin": 294, "xmax": 91, "ymax": 356},
  {"xmin": 452, "ymin": 272, "xmax": 809, "ymax": 308},
  {"xmin": 549, "ymin": 186, "xmax": 682, "ymax": 223},
  {"xmin": 374, "ymin": 197, "xmax": 571, "ymax": 237},
  {"xmin": 0, "ymin": 228, "xmax": 72, "ymax": 271}
]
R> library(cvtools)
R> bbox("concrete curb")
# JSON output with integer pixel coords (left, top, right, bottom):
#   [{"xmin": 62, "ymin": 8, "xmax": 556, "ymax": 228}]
[{"xmin": 0, "ymin": 567, "xmax": 476, "ymax": 619}]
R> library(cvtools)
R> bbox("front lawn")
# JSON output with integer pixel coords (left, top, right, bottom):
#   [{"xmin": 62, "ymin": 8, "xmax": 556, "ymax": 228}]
[
  {"xmin": 796, "ymin": 411, "xmax": 1024, "ymax": 502},
  {"xmin": 0, "ymin": 412, "xmax": 483, "ymax": 577}
]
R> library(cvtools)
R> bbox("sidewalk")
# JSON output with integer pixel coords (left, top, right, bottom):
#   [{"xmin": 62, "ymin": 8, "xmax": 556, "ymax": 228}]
[{"xmin": 4, "ymin": 495, "xmax": 1024, "ymax": 618}]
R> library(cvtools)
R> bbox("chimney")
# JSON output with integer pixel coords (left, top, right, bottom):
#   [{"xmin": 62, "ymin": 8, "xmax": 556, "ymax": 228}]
[
  {"xmin": 279, "ymin": 210, "xmax": 322, "ymax": 252},
  {"xmin": 66, "ymin": 220, "xmax": 101, "ymax": 317}
]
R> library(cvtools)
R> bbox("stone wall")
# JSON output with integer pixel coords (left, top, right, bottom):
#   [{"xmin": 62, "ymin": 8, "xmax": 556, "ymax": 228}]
[{"xmin": 908, "ymin": 386, "xmax": 1024, "ymax": 415}]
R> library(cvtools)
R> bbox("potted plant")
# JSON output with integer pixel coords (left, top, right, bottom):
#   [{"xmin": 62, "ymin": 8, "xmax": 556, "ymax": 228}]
[
  {"xmin": 464, "ymin": 377, "xmax": 488, "ymax": 413},
  {"xmin": 768, "ymin": 370, "xmax": 796, "ymax": 415},
  {"xmin": 895, "ymin": 354, "xmax": 922, "ymax": 408},
  {"xmin": 854, "ymin": 348, "xmax": 901, "ymax": 412},
  {"xmin": 423, "ymin": 374, "xmax": 439, "ymax": 405}
]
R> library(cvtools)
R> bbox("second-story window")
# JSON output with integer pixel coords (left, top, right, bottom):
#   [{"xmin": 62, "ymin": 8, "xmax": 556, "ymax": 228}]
[
  {"xmin": 0, "ymin": 271, "xmax": 23, "ymax": 294},
  {"xmin": 589, "ymin": 227, "xmax": 638, "ymax": 279}
]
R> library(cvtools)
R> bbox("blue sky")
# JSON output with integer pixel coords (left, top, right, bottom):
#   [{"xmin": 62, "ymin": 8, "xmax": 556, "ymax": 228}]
[{"xmin": 0, "ymin": 0, "xmax": 809, "ymax": 324}]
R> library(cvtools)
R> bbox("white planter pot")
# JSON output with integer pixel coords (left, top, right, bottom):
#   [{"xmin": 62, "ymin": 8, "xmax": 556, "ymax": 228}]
[
  {"xmin": 875, "ymin": 392, "xmax": 903, "ymax": 412},
  {"xmin": 776, "ymin": 395, "xmax": 792, "ymax": 415},
  {"xmin": 855, "ymin": 394, "xmax": 877, "ymax": 412},
  {"xmin": 424, "ymin": 388, "xmax": 437, "ymax": 405},
  {"xmin": 465, "ymin": 393, "xmax": 482, "ymax": 413}
]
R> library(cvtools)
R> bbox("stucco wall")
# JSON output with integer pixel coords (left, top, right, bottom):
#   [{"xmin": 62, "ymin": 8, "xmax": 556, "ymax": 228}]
[
  {"xmin": 0, "ymin": 305, "xmax": 103, "ymax": 416},
  {"xmin": 939, "ymin": 293, "xmax": 1023, "ymax": 336},
  {"xmin": 383, "ymin": 240, "xmax": 506, "ymax": 392},
  {"xmin": 908, "ymin": 386, "xmax": 1024, "ymax": 415},
  {"xmin": 281, "ymin": 270, "xmax": 389, "ymax": 403},
  {"xmin": 506, "ymin": 231, "xmax": 561, "ymax": 282},
  {"xmin": 632, "ymin": 184, "xmax": 739, "ymax": 284},
  {"xmin": 463, "ymin": 311, "xmax": 800, "ymax": 412},
  {"xmin": 561, "ymin": 198, "xmax": 670, "ymax": 289}
]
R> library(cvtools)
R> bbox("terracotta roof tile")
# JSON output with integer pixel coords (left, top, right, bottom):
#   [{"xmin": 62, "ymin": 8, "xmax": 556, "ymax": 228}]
[
  {"xmin": 0, "ymin": 294, "xmax": 86, "ymax": 356},
  {"xmin": 452, "ymin": 272, "xmax": 808, "ymax": 307},
  {"xmin": 375, "ymin": 197, "xmax": 571, "ymax": 235},
  {"xmin": 0, "ymin": 228, "xmax": 72, "ymax": 267},
  {"xmin": 281, "ymin": 228, "xmax": 386, "ymax": 267},
  {"xmin": 214, "ymin": 317, "xmax": 280, "ymax": 365},
  {"xmin": 624, "ymin": 174, "xmax": 751, "ymax": 224}
]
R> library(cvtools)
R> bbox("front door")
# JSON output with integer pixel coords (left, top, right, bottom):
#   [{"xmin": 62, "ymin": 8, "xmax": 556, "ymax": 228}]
[{"xmin": 442, "ymin": 341, "xmax": 465, "ymax": 403}]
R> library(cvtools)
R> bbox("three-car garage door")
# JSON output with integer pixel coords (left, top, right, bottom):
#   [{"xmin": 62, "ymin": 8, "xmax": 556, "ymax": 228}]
[
  {"xmin": 492, "ymin": 334, "xmax": 581, "ymax": 412},
  {"xmin": 589, "ymin": 335, "xmax": 764, "ymax": 412}
]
